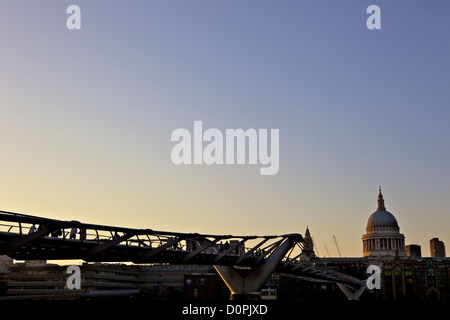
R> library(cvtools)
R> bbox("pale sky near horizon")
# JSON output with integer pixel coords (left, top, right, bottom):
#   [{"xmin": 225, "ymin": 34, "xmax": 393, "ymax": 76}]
[{"xmin": 1, "ymin": 1, "xmax": 450, "ymax": 258}]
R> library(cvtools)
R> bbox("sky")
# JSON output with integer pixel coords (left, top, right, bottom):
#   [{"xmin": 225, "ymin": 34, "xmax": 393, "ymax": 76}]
[{"xmin": 1, "ymin": 0, "xmax": 449, "ymax": 258}]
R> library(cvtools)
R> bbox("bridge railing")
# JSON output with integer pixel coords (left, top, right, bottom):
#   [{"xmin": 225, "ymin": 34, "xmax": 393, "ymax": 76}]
[
  {"xmin": 0, "ymin": 210, "xmax": 273, "ymax": 257},
  {"xmin": 0, "ymin": 210, "xmax": 307, "ymax": 266}
]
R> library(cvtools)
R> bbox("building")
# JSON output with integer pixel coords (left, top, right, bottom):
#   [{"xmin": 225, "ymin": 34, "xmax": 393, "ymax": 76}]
[
  {"xmin": 380, "ymin": 256, "xmax": 450, "ymax": 300},
  {"xmin": 140, "ymin": 264, "xmax": 227, "ymax": 299},
  {"xmin": 183, "ymin": 273, "xmax": 227, "ymax": 300},
  {"xmin": 430, "ymin": 238, "xmax": 446, "ymax": 258},
  {"xmin": 0, "ymin": 256, "xmax": 13, "ymax": 270},
  {"xmin": 0, "ymin": 261, "xmax": 228, "ymax": 300},
  {"xmin": 362, "ymin": 187, "xmax": 406, "ymax": 257},
  {"xmin": 406, "ymin": 244, "xmax": 422, "ymax": 257},
  {"xmin": 359, "ymin": 188, "xmax": 450, "ymax": 300},
  {"xmin": 299, "ymin": 226, "xmax": 315, "ymax": 262},
  {"xmin": 0, "ymin": 256, "xmax": 13, "ymax": 295},
  {"xmin": 304, "ymin": 226, "xmax": 314, "ymax": 252},
  {"xmin": 2, "ymin": 262, "xmax": 141, "ymax": 298}
]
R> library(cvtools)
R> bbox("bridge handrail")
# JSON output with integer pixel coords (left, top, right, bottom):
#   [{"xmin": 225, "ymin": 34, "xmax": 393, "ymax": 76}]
[
  {"xmin": 0, "ymin": 210, "xmax": 301, "ymax": 242},
  {"xmin": 0, "ymin": 210, "xmax": 305, "ymax": 261}
]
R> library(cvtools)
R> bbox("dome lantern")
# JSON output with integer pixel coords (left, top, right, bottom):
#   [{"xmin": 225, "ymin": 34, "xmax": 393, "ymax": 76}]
[{"xmin": 377, "ymin": 186, "xmax": 386, "ymax": 211}]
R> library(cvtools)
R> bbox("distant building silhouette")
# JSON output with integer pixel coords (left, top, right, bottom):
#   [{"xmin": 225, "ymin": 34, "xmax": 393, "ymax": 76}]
[
  {"xmin": 299, "ymin": 226, "xmax": 315, "ymax": 262},
  {"xmin": 304, "ymin": 226, "xmax": 314, "ymax": 252},
  {"xmin": 430, "ymin": 238, "xmax": 446, "ymax": 257},
  {"xmin": 406, "ymin": 244, "xmax": 422, "ymax": 257}
]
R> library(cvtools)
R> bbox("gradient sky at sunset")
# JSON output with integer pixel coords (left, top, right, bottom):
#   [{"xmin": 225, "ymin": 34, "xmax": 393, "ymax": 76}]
[{"xmin": 1, "ymin": 1, "xmax": 449, "ymax": 258}]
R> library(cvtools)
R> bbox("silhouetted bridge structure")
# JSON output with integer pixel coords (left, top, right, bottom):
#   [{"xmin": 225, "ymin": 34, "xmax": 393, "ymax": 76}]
[{"xmin": 0, "ymin": 210, "xmax": 366, "ymax": 299}]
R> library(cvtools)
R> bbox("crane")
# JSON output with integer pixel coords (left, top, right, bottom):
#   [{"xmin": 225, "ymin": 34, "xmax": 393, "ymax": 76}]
[
  {"xmin": 333, "ymin": 235, "xmax": 342, "ymax": 258},
  {"xmin": 324, "ymin": 244, "xmax": 331, "ymax": 257}
]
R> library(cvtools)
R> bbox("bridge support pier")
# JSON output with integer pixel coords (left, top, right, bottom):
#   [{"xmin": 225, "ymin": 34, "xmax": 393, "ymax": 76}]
[
  {"xmin": 214, "ymin": 236, "xmax": 298, "ymax": 300},
  {"xmin": 337, "ymin": 283, "xmax": 367, "ymax": 300},
  {"xmin": 214, "ymin": 265, "xmax": 266, "ymax": 300}
]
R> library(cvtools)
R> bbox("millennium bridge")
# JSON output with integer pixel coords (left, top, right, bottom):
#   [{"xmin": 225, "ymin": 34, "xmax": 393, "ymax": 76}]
[{"xmin": 0, "ymin": 210, "xmax": 367, "ymax": 300}]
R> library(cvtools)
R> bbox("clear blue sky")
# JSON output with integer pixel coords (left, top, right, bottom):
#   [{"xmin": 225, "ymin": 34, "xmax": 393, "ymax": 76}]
[{"xmin": 1, "ymin": 1, "xmax": 449, "ymax": 257}]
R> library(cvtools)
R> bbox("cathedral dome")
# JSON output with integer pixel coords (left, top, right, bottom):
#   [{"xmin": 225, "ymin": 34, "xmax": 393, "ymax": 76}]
[
  {"xmin": 365, "ymin": 187, "xmax": 400, "ymax": 232},
  {"xmin": 366, "ymin": 210, "xmax": 399, "ymax": 230}
]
